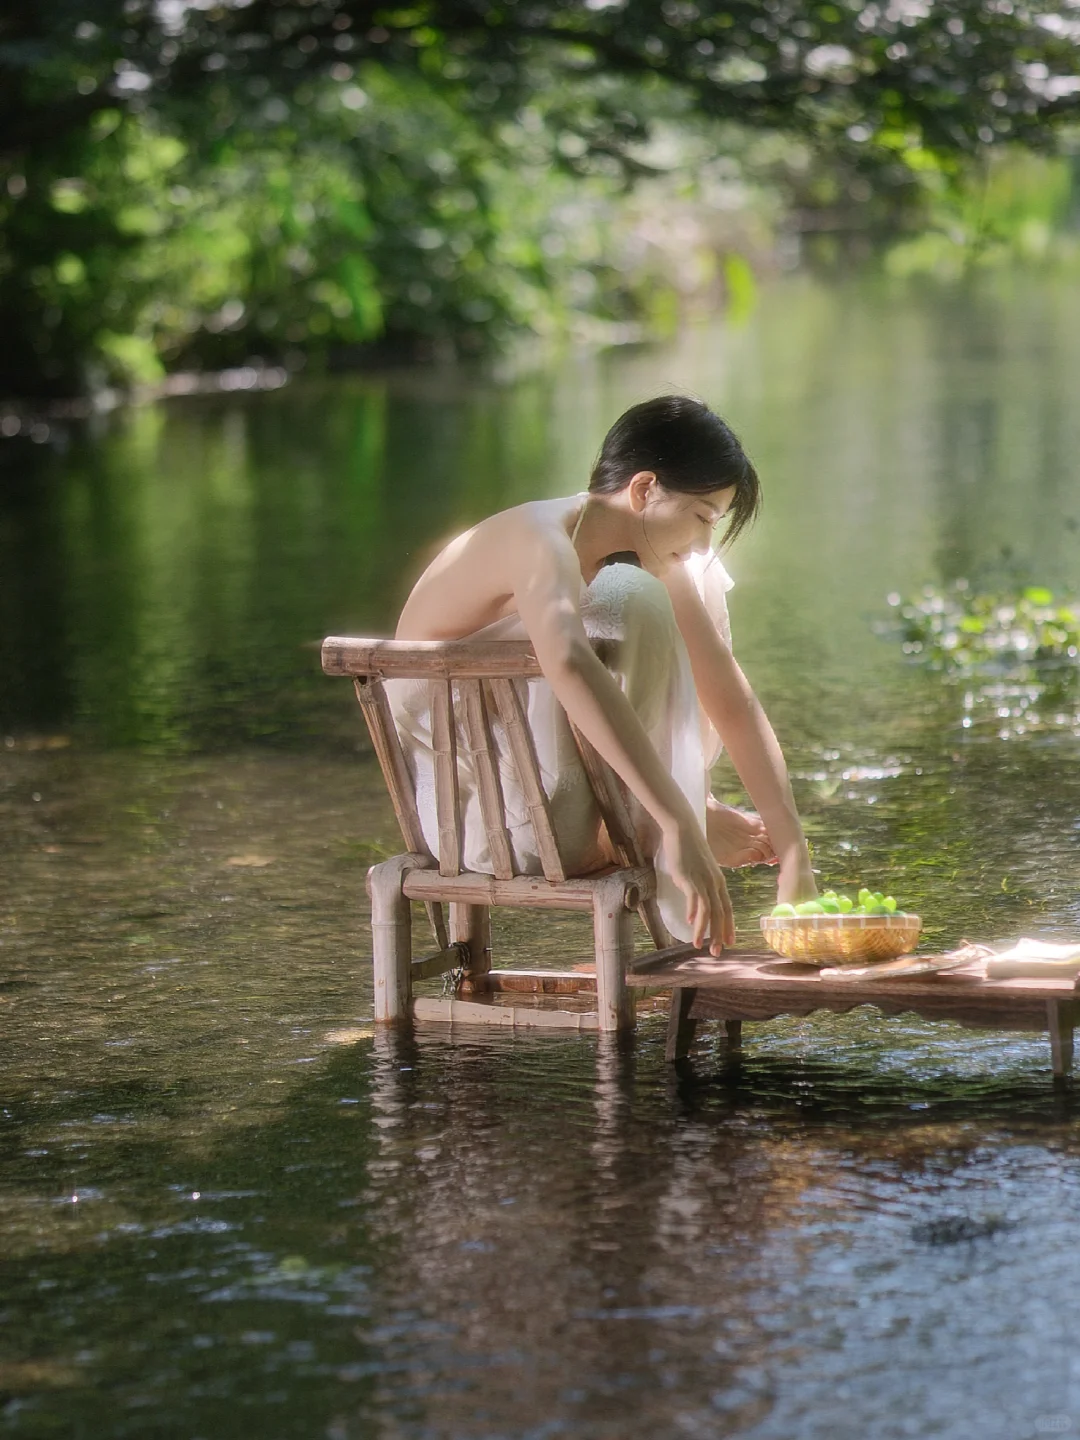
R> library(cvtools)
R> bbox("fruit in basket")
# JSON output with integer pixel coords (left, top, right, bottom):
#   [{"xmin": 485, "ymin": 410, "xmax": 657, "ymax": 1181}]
[{"xmin": 770, "ymin": 886, "xmax": 908, "ymax": 919}]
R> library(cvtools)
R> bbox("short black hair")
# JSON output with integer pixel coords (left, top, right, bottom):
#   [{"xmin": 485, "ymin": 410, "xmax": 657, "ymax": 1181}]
[{"xmin": 588, "ymin": 395, "xmax": 760, "ymax": 546}]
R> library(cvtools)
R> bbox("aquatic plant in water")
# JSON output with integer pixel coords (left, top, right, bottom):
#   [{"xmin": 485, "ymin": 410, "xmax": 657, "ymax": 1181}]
[
  {"xmin": 884, "ymin": 583, "xmax": 1080, "ymax": 739},
  {"xmin": 890, "ymin": 583, "xmax": 1080, "ymax": 671}
]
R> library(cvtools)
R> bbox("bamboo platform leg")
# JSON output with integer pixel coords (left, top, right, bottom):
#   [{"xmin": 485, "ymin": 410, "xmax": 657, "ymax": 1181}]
[
  {"xmin": 367, "ymin": 855, "xmax": 424, "ymax": 1022},
  {"xmin": 452, "ymin": 903, "xmax": 492, "ymax": 995},
  {"xmin": 1047, "ymin": 1001, "xmax": 1075, "ymax": 1078},
  {"xmin": 592, "ymin": 875, "xmax": 636, "ymax": 1033},
  {"xmin": 724, "ymin": 1019, "xmax": 743, "ymax": 1058},
  {"xmin": 666, "ymin": 987, "xmax": 698, "ymax": 1063}
]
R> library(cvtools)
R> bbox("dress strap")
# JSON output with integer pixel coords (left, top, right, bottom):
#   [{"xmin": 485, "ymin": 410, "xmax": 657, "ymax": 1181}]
[{"xmin": 569, "ymin": 492, "xmax": 589, "ymax": 547}]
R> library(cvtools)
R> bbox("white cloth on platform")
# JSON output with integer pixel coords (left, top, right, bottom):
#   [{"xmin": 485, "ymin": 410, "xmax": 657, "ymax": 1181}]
[
  {"xmin": 386, "ymin": 523, "xmax": 734, "ymax": 942},
  {"xmin": 983, "ymin": 939, "xmax": 1080, "ymax": 979}
]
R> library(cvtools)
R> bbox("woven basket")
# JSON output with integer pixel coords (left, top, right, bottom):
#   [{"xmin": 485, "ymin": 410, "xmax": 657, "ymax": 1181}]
[{"xmin": 759, "ymin": 913, "xmax": 922, "ymax": 966}]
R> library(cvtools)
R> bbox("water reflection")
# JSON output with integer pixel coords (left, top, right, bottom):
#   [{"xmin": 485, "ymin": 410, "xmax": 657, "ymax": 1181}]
[
  {"xmin": 3, "ymin": 272, "xmax": 1080, "ymax": 756},
  {"xmin": 4, "ymin": 977, "xmax": 1080, "ymax": 1436},
  {"xmin": 357, "ymin": 1029, "xmax": 1080, "ymax": 1439}
]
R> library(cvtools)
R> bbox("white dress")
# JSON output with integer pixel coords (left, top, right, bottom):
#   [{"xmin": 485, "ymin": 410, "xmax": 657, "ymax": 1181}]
[{"xmin": 386, "ymin": 503, "xmax": 734, "ymax": 942}]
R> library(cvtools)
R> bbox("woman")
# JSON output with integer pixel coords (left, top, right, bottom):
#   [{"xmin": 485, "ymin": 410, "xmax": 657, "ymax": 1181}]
[{"xmin": 393, "ymin": 395, "xmax": 817, "ymax": 954}]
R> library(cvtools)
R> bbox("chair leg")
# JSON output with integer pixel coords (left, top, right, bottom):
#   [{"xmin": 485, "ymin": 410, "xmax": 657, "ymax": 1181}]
[
  {"xmin": 592, "ymin": 875, "xmax": 636, "ymax": 1033},
  {"xmin": 367, "ymin": 855, "xmax": 422, "ymax": 1022},
  {"xmin": 451, "ymin": 903, "xmax": 491, "ymax": 994}
]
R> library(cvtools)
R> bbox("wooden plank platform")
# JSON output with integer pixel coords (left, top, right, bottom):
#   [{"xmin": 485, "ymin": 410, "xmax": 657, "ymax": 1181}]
[
  {"xmin": 408, "ymin": 970, "xmax": 671, "ymax": 1029},
  {"xmin": 413, "ymin": 996, "xmax": 601, "ymax": 1029},
  {"xmin": 625, "ymin": 946, "xmax": 1080, "ymax": 1072}
]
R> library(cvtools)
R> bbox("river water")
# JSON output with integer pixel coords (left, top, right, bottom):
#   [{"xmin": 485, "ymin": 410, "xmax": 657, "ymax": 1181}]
[{"xmin": 2, "ymin": 271, "xmax": 1080, "ymax": 1439}]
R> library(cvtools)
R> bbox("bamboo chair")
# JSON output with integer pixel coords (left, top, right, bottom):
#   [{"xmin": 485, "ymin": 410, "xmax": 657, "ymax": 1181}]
[{"xmin": 321, "ymin": 635, "xmax": 679, "ymax": 1033}]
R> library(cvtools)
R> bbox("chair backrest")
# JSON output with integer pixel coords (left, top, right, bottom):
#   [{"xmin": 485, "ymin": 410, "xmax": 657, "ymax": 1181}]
[{"xmin": 321, "ymin": 636, "xmax": 646, "ymax": 884}]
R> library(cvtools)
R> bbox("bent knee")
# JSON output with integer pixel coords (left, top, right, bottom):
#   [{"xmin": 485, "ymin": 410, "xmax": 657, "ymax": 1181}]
[{"xmin": 586, "ymin": 563, "xmax": 679, "ymax": 647}]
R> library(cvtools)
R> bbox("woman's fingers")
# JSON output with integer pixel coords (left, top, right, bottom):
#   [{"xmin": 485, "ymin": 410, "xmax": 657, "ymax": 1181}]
[
  {"xmin": 685, "ymin": 888, "xmax": 698, "ymax": 923},
  {"xmin": 683, "ymin": 877, "xmax": 733, "ymax": 953},
  {"xmin": 699, "ymin": 873, "xmax": 726, "ymax": 956},
  {"xmin": 722, "ymin": 879, "xmax": 736, "ymax": 946},
  {"xmin": 708, "ymin": 888, "xmax": 725, "ymax": 955},
  {"xmin": 711, "ymin": 872, "xmax": 735, "ymax": 953},
  {"xmin": 694, "ymin": 896, "xmax": 709, "ymax": 951},
  {"xmin": 672, "ymin": 821, "xmax": 735, "ymax": 952}
]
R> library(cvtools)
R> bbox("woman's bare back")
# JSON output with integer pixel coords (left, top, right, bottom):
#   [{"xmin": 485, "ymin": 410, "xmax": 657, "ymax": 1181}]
[{"xmin": 395, "ymin": 496, "xmax": 585, "ymax": 642}]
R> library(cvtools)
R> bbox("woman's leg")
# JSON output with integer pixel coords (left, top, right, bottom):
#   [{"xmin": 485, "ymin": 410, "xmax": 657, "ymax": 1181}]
[{"xmin": 578, "ymin": 565, "xmax": 712, "ymax": 941}]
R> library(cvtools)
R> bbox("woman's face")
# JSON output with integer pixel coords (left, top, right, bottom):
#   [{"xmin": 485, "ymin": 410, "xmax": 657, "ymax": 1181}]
[{"xmin": 639, "ymin": 482, "xmax": 737, "ymax": 573}]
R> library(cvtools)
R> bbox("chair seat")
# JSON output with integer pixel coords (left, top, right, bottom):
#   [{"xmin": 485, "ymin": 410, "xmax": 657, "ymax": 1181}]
[{"xmin": 401, "ymin": 861, "xmax": 656, "ymax": 912}]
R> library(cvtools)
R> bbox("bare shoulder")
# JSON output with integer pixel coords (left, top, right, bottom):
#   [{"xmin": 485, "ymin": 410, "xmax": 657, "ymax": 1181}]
[
  {"xmin": 395, "ymin": 496, "xmax": 582, "ymax": 640},
  {"xmin": 436, "ymin": 496, "xmax": 578, "ymax": 573},
  {"xmin": 476, "ymin": 495, "xmax": 577, "ymax": 546}
]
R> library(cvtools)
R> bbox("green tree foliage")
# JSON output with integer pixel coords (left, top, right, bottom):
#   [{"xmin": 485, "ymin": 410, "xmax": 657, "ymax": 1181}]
[
  {"xmin": 2, "ymin": 0, "xmax": 1079, "ymax": 396},
  {"xmin": 885, "ymin": 144, "xmax": 1080, "ymax": 275}
]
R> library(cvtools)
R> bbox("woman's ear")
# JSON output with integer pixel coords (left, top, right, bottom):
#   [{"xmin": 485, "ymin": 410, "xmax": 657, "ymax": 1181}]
[{"xmin": 626, "ymin": 470, "xmax": 656, "ymax": 515}]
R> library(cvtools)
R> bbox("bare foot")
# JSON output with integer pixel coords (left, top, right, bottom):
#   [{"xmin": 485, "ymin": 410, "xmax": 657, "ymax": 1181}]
[{"xmin": 706, "ymin": 799, "xmax": 778, "ymax": 868}]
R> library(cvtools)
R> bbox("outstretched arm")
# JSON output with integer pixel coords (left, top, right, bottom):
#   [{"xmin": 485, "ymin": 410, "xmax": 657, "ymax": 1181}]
[
  {"xmin": 663, "ymin": 565, "xmax": 817, "ymax": 904},
  {"xmin": 514, "ymin": 528, "xmax": 735, "ymax": 950}
]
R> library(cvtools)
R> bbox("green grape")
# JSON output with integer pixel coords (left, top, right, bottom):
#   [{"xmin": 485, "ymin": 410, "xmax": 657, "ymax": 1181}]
[
  {"xmin": 771, "ymin": 902, "xmax": 797, "ymax": 918},
  {"xmin": 795, "ymin": 900, "xmax": 825, "ymax": 916},
  {"xmin": 825, "ymin": 883, "xmax": 913, "ymax": 917}
]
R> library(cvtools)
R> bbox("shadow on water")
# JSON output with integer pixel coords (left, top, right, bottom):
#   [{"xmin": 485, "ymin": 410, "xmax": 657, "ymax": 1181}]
[{"xmin": 670, "ymin": 1035, "xmax": 1080, "ymax": 1129}]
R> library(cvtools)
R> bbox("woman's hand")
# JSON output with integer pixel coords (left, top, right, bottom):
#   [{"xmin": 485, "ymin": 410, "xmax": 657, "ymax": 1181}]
[
  {"xmin": 665, "ymin": 819, "xmax": 736, "ymax": 954},
  {"xmin": 706, "ymin": 800, "xmax": 778, "ymax": 868},
  {"xmin": 776, "ymin": 848, "xmax": 817, "ymax": 906}
]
